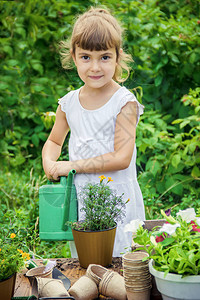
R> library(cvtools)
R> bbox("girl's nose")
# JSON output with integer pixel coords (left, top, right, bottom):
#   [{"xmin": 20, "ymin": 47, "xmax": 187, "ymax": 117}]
[{"xmin": 90, "ymin": 60, "xmax": 101, "ymax": 72}]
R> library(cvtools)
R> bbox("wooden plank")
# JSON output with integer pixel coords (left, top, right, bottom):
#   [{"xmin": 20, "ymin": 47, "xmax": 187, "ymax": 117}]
[
  {"xmin": 14, "ymin": 258, "xmax": 122, "ymax": 298},
  {"xmin": 14, "ymin": 258, "xmax": 162, "ymax": 299},
  {"xmin": 144, "ymin": 220, "xmax": 165, "ymax": 231},
  {"xmin": 14, "ymin": 271, "xmax": 31, "ymax": 297}
]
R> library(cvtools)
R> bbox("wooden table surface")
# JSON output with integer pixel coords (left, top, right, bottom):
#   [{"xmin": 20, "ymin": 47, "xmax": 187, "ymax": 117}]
[{"xmin": 14, "ymin": 258, "xmax": 162, "ymax": 300}]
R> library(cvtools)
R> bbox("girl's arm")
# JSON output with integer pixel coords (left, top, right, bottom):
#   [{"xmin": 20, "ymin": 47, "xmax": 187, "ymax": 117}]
[
  {"xmin": 49, "ymin": 101, "xmax": 137, "ymax": 180},
  {"xmin": 42, "ymin": 105, "xmax": 69, "ymax": 178}
]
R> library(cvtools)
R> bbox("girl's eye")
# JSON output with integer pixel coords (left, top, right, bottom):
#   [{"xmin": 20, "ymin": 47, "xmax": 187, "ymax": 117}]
[
  {"xmin": 102, "ymin": 56, "xmax": 110, "ymax": 61},
  {"xmin": 81, "ymin": 56, "xmax": 90, "ymax": 60}
]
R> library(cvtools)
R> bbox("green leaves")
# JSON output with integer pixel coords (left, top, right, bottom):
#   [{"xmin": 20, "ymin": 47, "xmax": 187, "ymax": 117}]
[
  {"xmin": 155, "ymin": 75, "xmax": 163, "ymax": 87},
  {"xmin": 135, "ymin": 208, "xmax": 200, "ymax": 276},
  {"xmin": 121, "ymin": 0, "xmax": 199, "ymax": 119},
  {"xmin": 78, "ymin": 178, "xmax": 126, "ymax": 231},
  {"xmin": 30, "ymin": 60, "xmax": 44, "ymax": 75},
  {"xmin": 146, "ymin": 159, "xmax": 161, "ymax": 177},
  {"xmin": 137, "ymin": 87, "xmax": 199, "ymax": 208},
  {"xmin": 160, "ymin": 236, "xmax": 175, "ymax": 247},
  {"xmin": 0, "ymin": 0, "xmax": 80, "ymax": 167},
  {"xmin": 171, "ymin": 154, "xmax": 181, "ymax": 168},
  {"xmin": 166, "ymin": 245, "xmax": 200, "ymax": 276}
]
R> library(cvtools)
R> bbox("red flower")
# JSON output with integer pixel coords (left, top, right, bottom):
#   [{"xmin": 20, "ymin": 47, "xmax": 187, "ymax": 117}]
[
  {"xmin": 192, "ymin": 225, "xmax": 200, "ymax": 232},
  {"xmin": 156, "ymin": 235, "xmax": 165, "ymax": 243},
  {"xmin": 190, "ymin": 221, "xmax": 200, "ymax": 232}
]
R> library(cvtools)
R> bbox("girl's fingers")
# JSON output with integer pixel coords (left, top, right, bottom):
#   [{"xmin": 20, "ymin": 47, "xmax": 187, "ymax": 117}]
[
  {"xmin": 52, "ymin": 169, "xmax": 59, "ymax": 181},
  {"xmin": 52, "ymin": 163, "xmax": 63, "ymax": 180},
  {"xmin": 49, "ymin": 161, "xmax": 69, "ymax": 180},
  {"xmin": 49, "ymin": 164, "xmax": 58, "ymax": 180}
]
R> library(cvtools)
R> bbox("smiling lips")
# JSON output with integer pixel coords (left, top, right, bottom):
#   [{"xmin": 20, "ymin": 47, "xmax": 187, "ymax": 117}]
[{"xmin": 89, "ymin": 75, "xmax": 103, "ymax": 80}]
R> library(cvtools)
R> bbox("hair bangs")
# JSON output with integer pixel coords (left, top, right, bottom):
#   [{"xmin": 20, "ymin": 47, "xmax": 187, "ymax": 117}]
[{"xmin": 72, "ymin": 17, "xmax": 121, "ymax": 53}]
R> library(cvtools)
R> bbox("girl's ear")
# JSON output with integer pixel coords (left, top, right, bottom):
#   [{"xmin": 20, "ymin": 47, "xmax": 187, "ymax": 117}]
[
  {"xmin": 117, "ymin": 48, "xmax": 123, "ymax": 64},
  {"xmin": 71, "ymin": 49, "xmax": 77, "ymax": 66}
]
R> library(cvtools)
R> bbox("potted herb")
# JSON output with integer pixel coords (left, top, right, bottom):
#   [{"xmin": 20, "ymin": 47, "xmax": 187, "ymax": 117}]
[
  {"xmin": 125, "ymin": 207, "xmax": 200, "ymax": 300},
  {"xmin": 0, "ymin": 223, "xmax": 31, "ymax": 300},
  {"xmin": 70, "ymin": 175, "xmax": 128, "ymax": 268}
]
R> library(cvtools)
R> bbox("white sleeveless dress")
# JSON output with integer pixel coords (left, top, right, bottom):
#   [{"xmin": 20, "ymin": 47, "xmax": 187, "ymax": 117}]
[{"xmin": 58, "ymin": 86, "xmax": 145, "ymax": 257}]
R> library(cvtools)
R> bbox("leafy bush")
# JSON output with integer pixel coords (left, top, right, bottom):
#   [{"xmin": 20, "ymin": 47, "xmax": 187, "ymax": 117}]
[
  {"xmin": 0, "ymin": 0, "xmax": 92, "ymax": 166},
  {"xmin": 120, "ymin": 0, "xmax": 200, "ymax": 117},
  {"xmin": 137, "ymin": 87, "xmax": 200, "ymax": 211}
]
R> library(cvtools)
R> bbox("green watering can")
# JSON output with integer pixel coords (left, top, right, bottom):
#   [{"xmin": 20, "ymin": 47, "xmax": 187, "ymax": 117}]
[{"xmin": 39, "ymin": 169, "xmax": 77, "ymax": 241}]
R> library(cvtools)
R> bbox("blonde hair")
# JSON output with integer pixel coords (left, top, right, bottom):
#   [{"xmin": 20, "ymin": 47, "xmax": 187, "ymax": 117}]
[{"xmin": 59, "ymin": 7, "xmax": 133, "ymax": 82}]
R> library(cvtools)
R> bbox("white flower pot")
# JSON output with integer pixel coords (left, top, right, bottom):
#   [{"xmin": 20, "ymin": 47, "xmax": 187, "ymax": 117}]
[{"xmin": 149, "ymin": 259, "xmax": 200, "ymax": 300}]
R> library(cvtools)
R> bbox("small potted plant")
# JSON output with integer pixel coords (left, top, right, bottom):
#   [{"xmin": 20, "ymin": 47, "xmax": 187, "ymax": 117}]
[
  {"xmin": 70, "ymin": 175, "xmax": 129, "ymax": 268},
  {"xmin": 125, "ymin": 207, "xmax": 200, "ymax": 300},
  {"xmin": 0, "ymin": 223, "xmax": 31, "ymax": 300}
]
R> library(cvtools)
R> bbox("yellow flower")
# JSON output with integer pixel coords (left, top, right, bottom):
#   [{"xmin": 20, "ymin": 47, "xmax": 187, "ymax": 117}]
[
  {"xmin": 126, "ymin": 198, "xmax": 130, "ymax": 203},
  {"xmin": 0, "ymin": 248, "xmax": 1, "ymax": 251},
  {"xmin": 25, "ymin": 254, "xmax": 30, "ymax": 261},
  {"xmin": 17, "ymin": 249, "xmax": 23, "ymax": 254},
  {"xmin": 99, "ymin": 175, "xmax": 106, "ymax": 182},
  {"xmin": 10, "ymin": 233, "xmax": 16, "ymax": 239},
  {"xmin": 22, "ymin": 252, "xmax": 30, "ymax": 261},
  {"xmin": 107, "ymin": 177, "xmax": 113, "ymax": 182}
]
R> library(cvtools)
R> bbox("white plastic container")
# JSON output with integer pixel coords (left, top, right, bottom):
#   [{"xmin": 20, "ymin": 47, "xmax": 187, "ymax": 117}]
[{"xmin": 149, "ymin": 259, "xmax": 200, "ymax": 300}]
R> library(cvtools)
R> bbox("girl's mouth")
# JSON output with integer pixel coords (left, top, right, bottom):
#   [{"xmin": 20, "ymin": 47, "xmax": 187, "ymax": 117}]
[{"xmin": 89, "ymin": 75, "xmax": 103, "ymax": 80}]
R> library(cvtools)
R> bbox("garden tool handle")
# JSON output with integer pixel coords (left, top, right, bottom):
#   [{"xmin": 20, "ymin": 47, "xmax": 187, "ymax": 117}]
[
  {"xmin": 39, "ymin": 297, "xmax": 75, "ymax": 299},
  {"xmin": 11, "ymin": 297, "xmax": 37, "ymax": 300}
]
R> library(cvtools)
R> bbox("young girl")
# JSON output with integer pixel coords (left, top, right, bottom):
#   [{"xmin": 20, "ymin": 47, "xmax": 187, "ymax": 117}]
[{"xmin": 42, "ymin": 7, "xmax": 145, "ymax": 257}]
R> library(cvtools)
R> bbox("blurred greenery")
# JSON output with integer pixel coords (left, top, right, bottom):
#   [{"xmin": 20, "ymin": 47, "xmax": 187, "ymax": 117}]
[{"xmin": 0, "ymin": 0, "xmax": 199, "ymax": 257}]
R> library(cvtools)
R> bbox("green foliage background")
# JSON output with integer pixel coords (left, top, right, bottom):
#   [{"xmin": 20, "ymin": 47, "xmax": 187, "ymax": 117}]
[{"xmin": 0, "ymin": 0, "xmax": 199, "ymax": 257}]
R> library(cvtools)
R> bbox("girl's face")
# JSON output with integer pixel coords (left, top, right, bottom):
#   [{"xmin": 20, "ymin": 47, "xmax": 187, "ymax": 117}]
[{"xmin": 72, "ymin": 47, "xmax": 118, "ymax": 89}]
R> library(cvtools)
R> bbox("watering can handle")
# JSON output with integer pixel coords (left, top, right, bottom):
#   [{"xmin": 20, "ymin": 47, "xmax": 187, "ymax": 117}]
[
  {"xmin": 47, "ymin": 177, "xmax": 67, "ymax": 185},
  {"xmin": 48, "ymin": 171, "xmax": 76, "ymax": 185},
  {"xmin": 62, "ymin": 169, "xmax": 76, "ymax": 231}
]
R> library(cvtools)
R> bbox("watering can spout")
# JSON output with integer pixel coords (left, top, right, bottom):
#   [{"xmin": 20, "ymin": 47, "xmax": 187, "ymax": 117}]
[{"xmin": 62, "ymin": 169, "xmax": 77, "ymax": 231}]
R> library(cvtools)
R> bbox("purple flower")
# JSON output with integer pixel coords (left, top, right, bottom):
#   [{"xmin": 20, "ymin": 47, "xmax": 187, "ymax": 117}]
[{"xmin": 165, "ymin": 208, "xmax": 171, "ymax": 216}]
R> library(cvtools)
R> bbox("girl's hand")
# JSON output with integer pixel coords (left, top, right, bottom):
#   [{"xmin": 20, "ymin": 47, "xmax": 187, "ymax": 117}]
[
  {"xmin": 43, "ymin": 158, "xmax": 56, "ymax": 179},
  {"xmin": 49, "ymin": 161, "xmax": 73, "ymax": 180}
]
